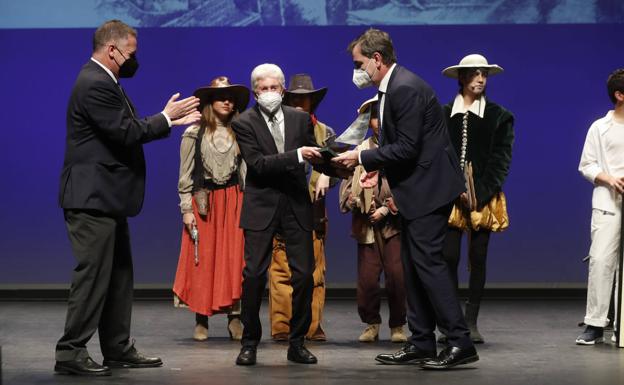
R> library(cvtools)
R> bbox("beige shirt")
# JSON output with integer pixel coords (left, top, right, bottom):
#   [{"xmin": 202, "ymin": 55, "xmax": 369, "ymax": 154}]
[{"xmin": 178, "ymin": 122, "xmax": 245, "ymax": 213}]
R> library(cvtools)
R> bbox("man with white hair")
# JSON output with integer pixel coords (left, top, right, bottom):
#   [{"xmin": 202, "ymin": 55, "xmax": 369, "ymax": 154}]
[{"xmin": 231, "ymin": 63, "xmax": 327, "ymax": 366}]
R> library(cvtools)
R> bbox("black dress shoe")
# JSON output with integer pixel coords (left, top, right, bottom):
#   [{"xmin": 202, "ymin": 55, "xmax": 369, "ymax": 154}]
[
  {"xmin": 287, "ymin": 345, "xmax": 317, "ymax": 364},
  {"xmin": 236, "ymin": 346, "xmax": 257, "ymax": 366},
  {"xmin": 54, "ymin": 357, "xmax": 112, "ymax": 376},
  {"xmin": 103, "ymin": 347, "xmax": 163, "ymax": 368},
  {"xmin": 375, "ymin": 343, "xmax": 435, "ymax": 365},
  {"xmin": 421, "ymin": 346, "xmax": 479, "ymax": 369}
]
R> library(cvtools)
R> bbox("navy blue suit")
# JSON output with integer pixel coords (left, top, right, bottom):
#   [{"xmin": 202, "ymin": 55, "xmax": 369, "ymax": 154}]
[
  {"xmin": 56, "ymin": 60, "xmax": 170, "ymax": 362},
  {"xmin": 360, "ymin": 65, "xmax": 473, "ymax": 351}
]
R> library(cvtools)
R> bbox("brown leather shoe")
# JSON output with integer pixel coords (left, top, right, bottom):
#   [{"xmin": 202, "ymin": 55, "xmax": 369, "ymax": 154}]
[
  {"xmin": 272, "ymin": 332, "xmax": 289, "ymax": 342},
  {"xmin": 359, "ymin": 324, "xmax": 380, "ymax": 342},
  {"xmin": 390, "ymin": 326, "xmax": 407, "ymax": 343}
]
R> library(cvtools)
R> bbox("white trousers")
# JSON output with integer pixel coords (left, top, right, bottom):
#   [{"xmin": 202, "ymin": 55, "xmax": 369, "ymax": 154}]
[{"xmin": 585, "ymin": 208, "xmax": 621, "ymax": 327}]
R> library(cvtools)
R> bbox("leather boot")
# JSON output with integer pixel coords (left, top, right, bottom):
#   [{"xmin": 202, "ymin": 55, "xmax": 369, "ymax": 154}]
[
  {"xmin": 228, "ymin": 315, "xmax": 243, "ymax": 341},
  {"xmin": 465, "ymin": 302, "xmax": 484, "ymax": 343},
  {"xmin": 390, "ymin": 326, "xmax": 407, "ymax": 343},
  {"xmin": 359, "ymin": 323, "xmax": 380, "ymax": 342},
  {"xmin": 194, "ymin": 313, "xmax": 209, "ymax": 341}
]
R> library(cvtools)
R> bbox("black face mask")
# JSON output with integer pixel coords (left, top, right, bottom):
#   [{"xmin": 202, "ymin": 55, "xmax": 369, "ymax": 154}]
[{"xmin": 114, "ymin": 46, "xmax": 139, "ymax": 78}]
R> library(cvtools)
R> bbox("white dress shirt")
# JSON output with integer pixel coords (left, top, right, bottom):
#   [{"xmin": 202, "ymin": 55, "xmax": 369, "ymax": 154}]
[
  {"xmin": 90, "ymin": 57, "xmax": 171, "ymax": 126},
  {"xmin": 358, "ymin": 63, "xmax": 397, "ymax": 165},
  {"xmin": 579, "ymin": 110, "xmax": 624, "ymax": 212},
  {"xmin": 377, "ymin": 63, "xmax": 397, "ymax": 130},
  {"xmin": 259, "ymin": 106, "xmax": 303, "ymax": 162},
  {"xmin": 450, "ymin": 93, "xmax": 486, "ymax": 118}
]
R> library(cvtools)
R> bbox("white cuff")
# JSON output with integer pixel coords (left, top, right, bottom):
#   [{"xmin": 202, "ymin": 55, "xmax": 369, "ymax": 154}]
[
  {"xmin": 161, "ymin": 111, "xmax": 172, "ymax": 127},
  {"xmin": 297, "ymin": 148, "xmax": 304, "ymax": 163}
]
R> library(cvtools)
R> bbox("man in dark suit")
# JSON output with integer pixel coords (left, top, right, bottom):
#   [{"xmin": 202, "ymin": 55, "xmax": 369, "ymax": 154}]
[
  {"xmin": 231, "ymin": 63, "xmax": 328, "ymax": 366},
  {"xmin": 55, "ymin": 20, "xmax": 200, "ymax": 376},
  {"xmin": 334, "ymin": 29, "xmax": 479, "ymax": 369}
]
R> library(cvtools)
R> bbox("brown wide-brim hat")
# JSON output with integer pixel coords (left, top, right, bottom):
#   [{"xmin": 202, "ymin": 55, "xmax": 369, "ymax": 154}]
[
  {"xmin": 442, "ymin": 54, "xmax": 504, "ymax": 79},
  {"xmin": 193, "ymin": 79, "xmax": 250, "ymax": 113},
  {"xmin": 283, "ymin": 73, "xmax": 328, "ymax": 112}
]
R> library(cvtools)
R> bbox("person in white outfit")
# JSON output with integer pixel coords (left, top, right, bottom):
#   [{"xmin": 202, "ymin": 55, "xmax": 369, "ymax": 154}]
[{"xmin": 577, "ymin": 68, "xmax": 624, "ymax": 345}]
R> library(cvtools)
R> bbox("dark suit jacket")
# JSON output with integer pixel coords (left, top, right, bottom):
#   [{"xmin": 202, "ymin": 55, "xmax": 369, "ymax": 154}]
[
  {"xmin": 58, "ymin": 60, "xmax": 170, "ymax": 217},
  {"xmin": 443, "ymin": 100, "xmax": 514, "ymax": 208},
  {"xmin": 232, "ymin": 104, "xmax": 321, "ymax": 231},
  {"xmin": 360, "ymin": 65, "xmax": 465, "ymax": 219}
]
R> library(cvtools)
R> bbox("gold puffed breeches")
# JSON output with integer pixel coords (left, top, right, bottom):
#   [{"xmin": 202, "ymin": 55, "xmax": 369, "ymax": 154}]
[{"xmin": 268, "ymin": 232, "xmax": 326, "ymax": 338}]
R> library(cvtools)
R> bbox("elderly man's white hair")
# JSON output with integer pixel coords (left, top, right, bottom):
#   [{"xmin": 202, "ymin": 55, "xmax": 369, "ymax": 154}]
[{"xmin": 250, "ymin": 63, "xmax": 285, "ymax": 91}]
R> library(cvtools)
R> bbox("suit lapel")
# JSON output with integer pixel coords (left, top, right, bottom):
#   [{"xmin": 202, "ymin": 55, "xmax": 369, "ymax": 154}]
[
  {"xmin": 251, "ymin": 105, "xmax": 279, "ymax": 154},
  {"xmin": 87, "ymin": 60, "xmax": 136, "ymax": 117}
]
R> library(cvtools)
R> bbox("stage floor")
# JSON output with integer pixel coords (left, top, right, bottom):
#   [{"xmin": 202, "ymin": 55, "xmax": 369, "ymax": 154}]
[{"xmin": 1, "ymin": 299, "xmax": 623, "ymax": 385}]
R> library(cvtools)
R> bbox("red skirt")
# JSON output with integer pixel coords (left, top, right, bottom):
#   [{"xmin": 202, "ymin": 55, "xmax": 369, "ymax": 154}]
[{"xmin": 173, "ymin": 185, "xmax": 245, "ymax": 316}]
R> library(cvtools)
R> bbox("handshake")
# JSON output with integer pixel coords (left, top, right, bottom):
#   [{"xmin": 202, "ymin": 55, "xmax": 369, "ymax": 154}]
[{"xmin": 299, "ymin": 146, "xmax": 356, "ymax": 179}]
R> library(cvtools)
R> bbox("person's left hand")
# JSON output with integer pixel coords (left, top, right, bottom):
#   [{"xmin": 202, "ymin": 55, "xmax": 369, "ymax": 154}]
[
  {"xmin": 385, "ymin": 197, "xmax": 399, "ymax": 214},
  {"xmin": 314, "ymin": 174, "xmax": 330, "ymax": 200},
  {"xmin": 369, "ymin": 208, "xmax": 386, "ymax": 224},
  {"xmin": 360, "ymin": 171, "xmax": 378, "ymax": 188},
  {"xmin": 172, "ymin": 110, "xmax": 202, "ymax": 126},
  {"xmin": 332, "ymin": 149, "xmax": 360, "ymax": 169}
]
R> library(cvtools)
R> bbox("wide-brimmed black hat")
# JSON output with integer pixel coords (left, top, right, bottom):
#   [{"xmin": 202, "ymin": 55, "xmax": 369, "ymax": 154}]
[
  {"xmin": 283, "ymin": 73, "xmax": 328, "ymax": 112},
  {"xmin": 193, "ymin": 77, "xmax": 250, "ymax": 113}
]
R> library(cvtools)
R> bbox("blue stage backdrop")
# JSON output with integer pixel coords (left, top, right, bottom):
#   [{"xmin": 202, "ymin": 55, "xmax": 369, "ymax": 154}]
[{"xmin": 0, "ymin": 1, "xmax": 621, "ymax": 286}]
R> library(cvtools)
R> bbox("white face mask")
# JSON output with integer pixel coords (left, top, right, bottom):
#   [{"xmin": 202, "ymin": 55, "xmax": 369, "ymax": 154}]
[
  {"xmin": 352, "ymin": 59, "xmax": 376, "ymax": 89},
  {"xmin": 257, "ymin": 91, "xmax": 283, "ymax": 113}
]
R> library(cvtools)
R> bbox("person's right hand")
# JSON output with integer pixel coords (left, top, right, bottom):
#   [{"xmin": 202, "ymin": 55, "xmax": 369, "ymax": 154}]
[
  {"xmin": 173, "ymin": 110, "xmax": 202, "ymax": 126},
  {"xmin": 182, "ymin": 212, "xmax": 196, "ymax": 234},
  {"xmin": 163, "ymin": 93, "xmax": 200, "ymax": 123},
  {"xmin": 459, "ymin": 192, "xmax": 470, "ymax": 208},
  {"xmin": 596, "ymin": 172, "xmax": 624, "ymax": 194},
  {"xmin": 300, "ymin": 146, "xmax": 322, "ymax": 164}
]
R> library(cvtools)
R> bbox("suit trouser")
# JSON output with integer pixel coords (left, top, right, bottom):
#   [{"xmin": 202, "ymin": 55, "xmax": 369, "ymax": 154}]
[
  {"xmin": 357, "ymin": 234, "xmax": 406, "ymax": 328},
  {"xmin": 442, "ymin": 228, "xmax": 491, "ymax": 305},
  {"xmin": 400, "ymin": 204, "xmax": 473, "ymax": 352},
  {"xmin": 269, "ymin": 232, "xmax": 326, "ymax": 338},
  {"xmin": 55, "ymin": 209, "xmax": 133, "ymax": 361},
  {"xmin": 241, "ymin": 196, "xmax": 314, "ymax": 347},
  {"xmin": 585, "ymin": 208, "xmax": 621, "ymax": 327}
]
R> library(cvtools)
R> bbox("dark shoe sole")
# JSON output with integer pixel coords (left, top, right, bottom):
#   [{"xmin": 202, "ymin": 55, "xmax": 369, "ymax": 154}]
[
  {"xmin": 287, "ymin": 358, "xmax": 317, "ymax": 364},
  {"xmin": 421, "ymin": 354, "xmax": 479, "ymax": 370},
  {"xmin": 236, "ymin": 359, "xmax": 256, "ymax": 366},
  {"xmin": 54, "ymin": 365, "xmax": 112, "ymax": 376},
  {"xmin": 103, "ymin": 360, "xmax": 163, "ymax": 368},
  {"xmin": 287, "ymin": 354, "xmax": 317, "ymax": 364},
  {"xmin": 375, "ymin": 357, "xmax": 432, "ymax": 365}
]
